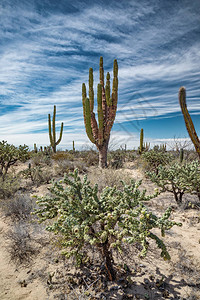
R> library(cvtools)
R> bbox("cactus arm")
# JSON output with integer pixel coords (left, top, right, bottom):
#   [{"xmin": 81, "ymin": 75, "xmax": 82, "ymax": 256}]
[
  {"xmin": 97, "ymin": 84, "xmax": 104, "ymax": 146},
  {"xmin": 48, "ymin": 114, "xmax": 53, "ymax": 147},
  {"xmin": 105, "ymin": 72, "xmax": 111, "ymax": 106},
  {"xmin": 89, "ymin": 68, "xmax": 94, "ymax": 112},
  {"xmin": 99, "ymin": 56, "xmax": 104, "ymax": 85},
  {"xmin": 85, "ymin": 98, "xmax": 95, "ymax": 143},
  {"xmin": 55, "ymin": 122, "xmax": 63, "ymax": 146},
  {"xmin": 53, "ymin": 105, "xmax": 56, "ymax": 146},
  {"xmin": 179, "ymin": 87, "xmax": 200, "ymax": 156},
  {"xmin": 104, "ymin": 59, "xmax": 118, "ymax": 140}
]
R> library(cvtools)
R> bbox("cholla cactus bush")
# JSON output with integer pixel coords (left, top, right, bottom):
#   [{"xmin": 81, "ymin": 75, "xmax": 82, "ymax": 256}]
[
  {"xmin": 147, "ymin": 161, "xmax": 200, "ymax": 205},
  {"xmin": 0, "ymin": 141, "xmax": 29, "ymax": 181},
  {"xmin": 141, "ymin": 150, "xmax": 172, "ymax": 174},
  {"xmin": 34, "ymin": 169, "xmax": 181, "ymax": 281},
  {"xmin": 181, "ymin": 160, "xmax": 200, "ymax": 201}
]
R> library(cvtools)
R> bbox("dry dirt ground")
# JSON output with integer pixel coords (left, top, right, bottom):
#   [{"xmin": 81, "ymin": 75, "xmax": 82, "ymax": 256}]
[{"xmin": 0, "ymin": 162, "xmax": 200, "ymax": 300}]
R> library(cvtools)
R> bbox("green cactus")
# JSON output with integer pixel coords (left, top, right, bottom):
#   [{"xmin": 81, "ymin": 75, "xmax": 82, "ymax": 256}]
[
  {"xmin": 139, "ymin": 128, "xmax": 144, "ymax": 154},
  {"xmin": 179, "ymin": 87, "xmax": 200, "ymax": 159},
  {"xmin": 34, "ymin": 143, "xmax": 38, "ymax": 153},
  {"xmin": 48, "ymin": 105, "xmax": 64, "ymax": 153},
  {"xmin": 72, "ymin": 140, "xmax": 75, "ymax": 153},
  {"xmin": 180, "ymin": 148, "xmax": 184, "ymax": 163},
  {"xmin": 82, "ymin": 57, "xmax": 118, "ymax": 168}
]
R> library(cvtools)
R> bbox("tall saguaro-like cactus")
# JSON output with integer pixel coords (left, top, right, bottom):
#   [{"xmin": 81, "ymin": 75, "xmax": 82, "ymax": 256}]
[
  {"xmin": 179, "ymin": 87, "xmax": 200, "ymax": 159},
  {"xmin": 48, "ymin": 105, "xmax": 64, "ymax": 153},
  {"xmin": 82, "ymin": 57, "xmax": 118, "ymax": 168}
]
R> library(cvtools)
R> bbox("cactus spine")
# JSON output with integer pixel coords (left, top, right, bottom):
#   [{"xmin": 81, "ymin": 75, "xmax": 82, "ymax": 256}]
[
  {"xmin": 139, "ymin": 128, "xmax": 144, "ymax": 154},
  {"xmin": 179, "ymin": 87, "xmax": 200, "ymax": 159},
  {"xmin": 48, "ymin": 105, "xmax": 64, "ymax": 153},
  {"xmin": 82, "ymin": 57, "xmax": 118, "ymax": 168}
]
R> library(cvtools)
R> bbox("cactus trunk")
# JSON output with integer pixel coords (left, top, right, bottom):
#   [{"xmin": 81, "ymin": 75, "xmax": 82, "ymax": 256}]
[{"xmin": 98, "ymin": 139, "xmax": 109, "ymax": 168}]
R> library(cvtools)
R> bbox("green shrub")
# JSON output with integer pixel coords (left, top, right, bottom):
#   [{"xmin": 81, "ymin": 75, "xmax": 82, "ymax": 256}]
[
  {"xmin": 0, "ymin": 141, "xmax": 29, "ymax": 181},
  {"xmin": 31, "ymin": 152, "xmax": 52, "ymax": 167},
  {"xmin": 52, "ymin": 151, "xmax": 75, "ymax": 161},
  {"xmin": 141, "ymin": 150, "xmax": 172, "ymax": 174},
  {"xmin": 2, "ymin": 193, "xmax": 33, "ymax": 221},
  {"xmin": 146, "ymin": 160, "xmax": 200, "ymax": 205},
  {"xmin": 0, "ymin": 175, "xmax": 20, "ymax": 199},
  {"xmin": 108, "ymin": 150, "xmax": 125, "ymax": 169},
  {"xmin": 34, "ymin": 169, "xmax": 181, "ymax": 281},
  {"xmin": 6, "ymin": 223, "xmax": 36, "ymax": 265},
  {"xmin": 20, "ymin": 164, "xmax": 53, "ymax": 186}
]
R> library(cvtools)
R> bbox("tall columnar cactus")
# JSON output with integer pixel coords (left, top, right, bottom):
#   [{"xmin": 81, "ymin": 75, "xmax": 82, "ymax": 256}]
[
  {"xmin": 72, "ymin": 140, "xmax": 75, "ymax": 153},
  {"xmin": 48, "ymin": 105, "xmax": 64, "ymax": 153},
  {"xmin": 82, "ymin": 57, "xmax": 118, "ymax": 168},
  {"xmin": 179, "ymin": 87, "xmax": 200, "ymax": 159},
  {"xmin": 139, "ymin": 128, "xmax": 144, "ymax": 154},
  {"xmin": 180, "ymin": 148, "xmax": 184, "ymax": 163}
]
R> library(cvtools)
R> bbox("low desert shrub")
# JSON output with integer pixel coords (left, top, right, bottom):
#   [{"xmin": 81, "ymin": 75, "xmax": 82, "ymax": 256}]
[
  {"xmin": 108, "ymin": 150, "xmax": 125, "ymax": 169},
  {"xmin": 31, "ymin": 152, "xmax": 52, "ymax": 167},
  {"xmin": 6, "ymin": 223, "xmax": 36, "ymax": 265},
  {"xmin": 80, "ymin": 150, "xmax": 99, "ymax": 167},
  {"xmin": 88, "ymin": 168, "xmax": 131, "ymax": 193},
  {"xmin": 52, "ymin": 151, "xmax": 75, "ymax": 161},
  {"xmin": 0, "ymin": 175, "xmax": 21, "ymax": 199},
  {"xmin": 20, "ymin": 164, "xmax": 53, "ymax": 186},
  {"xmin": 2, "ymin": 193, "xmax": 33, "ymax": 221},
  {"xmin": 141, "ymin": 150, "xmax": 172, "ymax": 174},
  {"xmin": 34, "ymin": 169, "xmax": 181, "ymax": 281}
]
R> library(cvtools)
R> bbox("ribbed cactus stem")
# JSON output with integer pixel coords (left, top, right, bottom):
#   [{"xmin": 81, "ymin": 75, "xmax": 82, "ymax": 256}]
[
  {"xmin": 48, "ymin": 105, "xmax": 64, "ymax": 153},
  {"xmin": 180, "ymin": 148, "xmax": 184, "ymax": 163},
  {"xmin": 139, "ymin": 128, "xmax": 144, "ymax": 154},
  {"xmin": 179, "ymin": 87, "xmax": 200, "ymax": 158},
  {"xmin": 82, "ymin": 57, "xmax": 118, "ymax": 168}
]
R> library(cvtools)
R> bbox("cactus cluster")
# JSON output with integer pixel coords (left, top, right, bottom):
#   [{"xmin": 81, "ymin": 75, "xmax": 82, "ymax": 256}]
[
  {"xmin": 82, "ymin": 57, "xmax": 118, "ymax": 168},
  {"xmin": 48, "ymin": 105, "xmax": 64, "ymax": 153}
]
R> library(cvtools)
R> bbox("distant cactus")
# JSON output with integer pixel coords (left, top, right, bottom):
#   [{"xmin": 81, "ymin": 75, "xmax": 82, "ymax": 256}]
[
  {"xmin": 139, "ymin": 128, "xmax": 144, "ymax": 154},
  {"xmin": 180, "ymin": 148, "xmax": 184, "ymax": 163},
  {"xmin": 34, "ymin": 143, "xmax": 37, "ymax": 153},
  {"xmin": 48, "ymin": 105, "xmax": 64, "ymax": 153},
  {"xmin": 72, "ymin": 140, "xmax": 75, "ymax": 153},
  {"xmin": 179, "ymin": 87, "xmax": 200, "ymax": 159},
  {"xmin": 82, "ymin": 57, "xmax": 118, "ymax": 168}
]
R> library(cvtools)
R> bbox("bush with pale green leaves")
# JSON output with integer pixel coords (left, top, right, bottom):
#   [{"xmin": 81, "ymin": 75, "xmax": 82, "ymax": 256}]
[
  {"xmin": 33, "ymin": 169, "xmax": 181, "ymax": 281},
  {"xmin": 147, "ymin": 160, "xmax": 200, "ymax": 204}
]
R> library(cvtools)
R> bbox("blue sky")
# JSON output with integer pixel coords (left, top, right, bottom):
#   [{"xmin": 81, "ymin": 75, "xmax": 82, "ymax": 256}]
[{"xmin": 0, "ymin": 0, "xmax": 200, "ymax": 150}]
